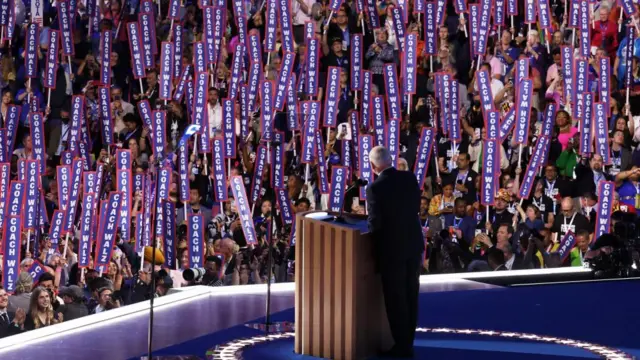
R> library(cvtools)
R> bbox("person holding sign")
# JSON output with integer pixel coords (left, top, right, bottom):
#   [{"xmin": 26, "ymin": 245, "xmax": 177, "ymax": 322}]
[
  {"xmin": 592, "ymin": 5, "xmax": 619, "ymax": 58},
  {"xmin": 366, "ymin": 146, "xmax": 423, "ymax": 358},
  {"xmin": 569, "ymin": 230, "xmax": 592, "ymax": 266},
  {"xmin": 574, "ymin": 154, "xmax": 615, "ymax": 196}
]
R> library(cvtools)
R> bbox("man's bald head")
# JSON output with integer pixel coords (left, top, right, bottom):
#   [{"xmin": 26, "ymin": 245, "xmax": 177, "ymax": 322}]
[
  {"xmin": 561, "ymin": 197, "xmax": 574, "ymax": 214},
  {"xmin": 221, "ymin": 237, "xmax": 236, "ymax": 249},
  {"xmin": 220, "ymin": 238, "xmax": 237, "ymax": 257}
]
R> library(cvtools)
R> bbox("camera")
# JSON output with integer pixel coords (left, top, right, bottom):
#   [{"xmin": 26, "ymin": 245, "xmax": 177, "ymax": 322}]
[
  {"xmin": 586, "ymin": 213, "xmax": 640, "ymax": 278},
  {"xmin": 183, "ymin": 268, "xmax": 207, "ymax": 282}
]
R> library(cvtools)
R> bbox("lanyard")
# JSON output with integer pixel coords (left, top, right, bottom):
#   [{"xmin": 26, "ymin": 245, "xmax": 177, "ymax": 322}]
[
  {"xmin": 546, "ymin": 180, "xmax": 555, "ymax": 193},
  {"xmin": 125, "ymin": 129, "xmax": 136, "ymax": 141},
  {"xmin": 532, "ymin": 196, "xmax": 541, "ymax": 209},
  {"xmin": 600, "ymin": 22, "xmax": 608, "ymax": 33},
  {"xmin": 563, "ymin": 212, "xmax": 576, "ymax": 230},
  {"xmin": 611, "ymin": 149, "xmax": 621, "ymax": 165},
  {"xmin": 438, "ymin": 195, "xmax": 452, "ymax": 210},
  {"xmin": 61, "ymin": 126, "xmax": 70, "ymax": 141},
  {"xmin": 453, "ymin": 217, "xmax": 462, "ymax": 228},
  {"xmin": 595, "ymin": 172, "xmax": 604, "ymax": 183}
]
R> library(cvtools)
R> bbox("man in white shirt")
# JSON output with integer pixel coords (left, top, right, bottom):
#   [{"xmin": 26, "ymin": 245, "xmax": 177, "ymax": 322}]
[
  {"xmin": 111, "ymin": 86, "xmax": 135, "ymax": 134},
  {"xmin": 207, "ymin": 88, "xmax": 222, "ymax": 139},
  {"xmin": 473, "ymin": 62, "xmax": 504, "ymax": 96},
  {"xmin": 292, "ymin": 0, "xmax": 314, "ymax": 44},
  {"xmin": 111, "ymin": 86, "xmax": 135, "ymax": 114}
]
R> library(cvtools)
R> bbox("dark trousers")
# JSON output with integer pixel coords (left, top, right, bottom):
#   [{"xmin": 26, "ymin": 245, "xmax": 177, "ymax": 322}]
[
  {"xmin": 293, "ymin": 25, "xmax": 305, "ymax": 46},
  {"xmin": 380, "ymin": 255, "xmax": 421, "ymax": 352}
]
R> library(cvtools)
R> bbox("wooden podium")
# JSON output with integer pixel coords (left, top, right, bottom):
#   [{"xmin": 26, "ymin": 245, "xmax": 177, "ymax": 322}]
[{"xmin": 294, "ymin": 211, "xmax": 392, "ymax": 360}]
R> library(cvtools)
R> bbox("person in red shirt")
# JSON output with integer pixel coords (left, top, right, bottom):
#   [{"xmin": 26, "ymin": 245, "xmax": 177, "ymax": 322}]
[{"xmin": 592, "ymin": 5, "xmax": 619, "ymax": 59}]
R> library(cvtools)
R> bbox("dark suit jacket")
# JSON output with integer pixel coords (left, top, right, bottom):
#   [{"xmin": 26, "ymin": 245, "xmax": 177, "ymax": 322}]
[
  {"xmin": 511, "ymin": 254, "xmax": 528, "ymax": 270},
  {"xmin": 48, "ymin": 65, "xmax": 69, "ymax": 119},
  {"xmin": 45, "ymin": 118, "xmax": 64, "ymax": 160},
  {"xmin": 367, "ymin": 167, "xmax": 424, "ymax": 265},
  {"xmin": 449, "ymin": 168, "xmax": 478, "ymax": 205},
  {"xmin": 0, "ymin": 312, "xmax": 22, "ymax": 338},
  {"xmin": 573, "ymin": 161, "xmax": 614, "ymax": 197}
]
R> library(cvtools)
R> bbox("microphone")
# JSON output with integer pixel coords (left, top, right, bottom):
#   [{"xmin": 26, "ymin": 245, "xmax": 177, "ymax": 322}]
[
  {"xmin": 332, "ymin": 178, "xmax": 369, "ymax": 223},
  {"xmin": 345, "ymin": 178, "xmax": 369, "ymax": 194}
]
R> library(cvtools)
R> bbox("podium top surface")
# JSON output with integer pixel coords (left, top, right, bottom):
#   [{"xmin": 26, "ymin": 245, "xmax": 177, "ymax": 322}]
[{"xmin": 301, "ymin": 211, "xmax": 369, "ymax": 233}]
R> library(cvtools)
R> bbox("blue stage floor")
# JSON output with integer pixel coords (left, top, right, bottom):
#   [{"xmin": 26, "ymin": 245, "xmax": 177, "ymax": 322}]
[{"xmin": 146, "ymin": 279, "xmax": 640, "ymax": 359}]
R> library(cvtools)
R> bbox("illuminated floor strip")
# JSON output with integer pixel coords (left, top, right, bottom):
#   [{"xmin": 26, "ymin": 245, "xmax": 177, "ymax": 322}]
[{"xmin": 206, "ymin": 325, "xmax": 633, "ymax": 360}]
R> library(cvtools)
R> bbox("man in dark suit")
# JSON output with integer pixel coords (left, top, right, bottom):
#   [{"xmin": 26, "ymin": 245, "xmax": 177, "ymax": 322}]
[
  {"xmin": 497, "ymin": 242, "xmax": 528, "ymax": 270},
  {"xmin": 366, "ymin": 146, "xmax": 423, "ymax": 358},
  {"xmin": 448, "ymin": 153, "xmax": 478, "ymax": 206},
  {"xmin": 0, "ymin": 287, "xmax": 25, "ymax": 338},
  {"xmin": 45, "ymin": 101, "xmax": 72, "ymax": 161},
  {"xmin": 573, "ymin": 154, "xmax": 614, "ymax": 197}
]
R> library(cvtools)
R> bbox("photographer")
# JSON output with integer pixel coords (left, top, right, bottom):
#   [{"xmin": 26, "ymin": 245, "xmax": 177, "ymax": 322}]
[
  {"xmin": 427, "ymin": 227, "xmax": 474, "ymax": 273},
  {"xmin": 230, "ymin": 251, "xmax": 263, "ymax": 286},
  {"xmin": 154, "ymin": 271, "xmax": 174, "ymax": 297},
  {"xmin": 182, "ymin": 254, "xmax": 226, "ymax": 287},
  {"xmin": 202, "ymin": 256, "xmax": 225, "ymax": 287}
]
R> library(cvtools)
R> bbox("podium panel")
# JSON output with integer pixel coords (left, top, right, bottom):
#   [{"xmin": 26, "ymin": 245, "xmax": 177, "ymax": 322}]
[{"xmin": 294, "ymin": 212, "xmax": 392, "ymax": 360}]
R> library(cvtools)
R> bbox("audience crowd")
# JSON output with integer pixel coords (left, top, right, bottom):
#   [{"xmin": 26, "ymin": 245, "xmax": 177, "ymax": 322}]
[{"xmin": 0, "ymin": 0, "xmax": 637, "ymax": 337}]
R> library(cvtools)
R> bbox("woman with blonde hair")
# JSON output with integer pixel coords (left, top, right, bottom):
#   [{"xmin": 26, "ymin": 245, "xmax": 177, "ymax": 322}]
[{"xmin": 23, "ymin": 287, "xmax": 63, "ymax": 330}]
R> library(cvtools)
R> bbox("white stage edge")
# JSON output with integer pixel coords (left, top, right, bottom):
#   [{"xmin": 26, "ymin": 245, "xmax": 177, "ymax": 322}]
[{"xmin": 0, "ymin": 268, "xmax": 591, "ymax": 360}]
